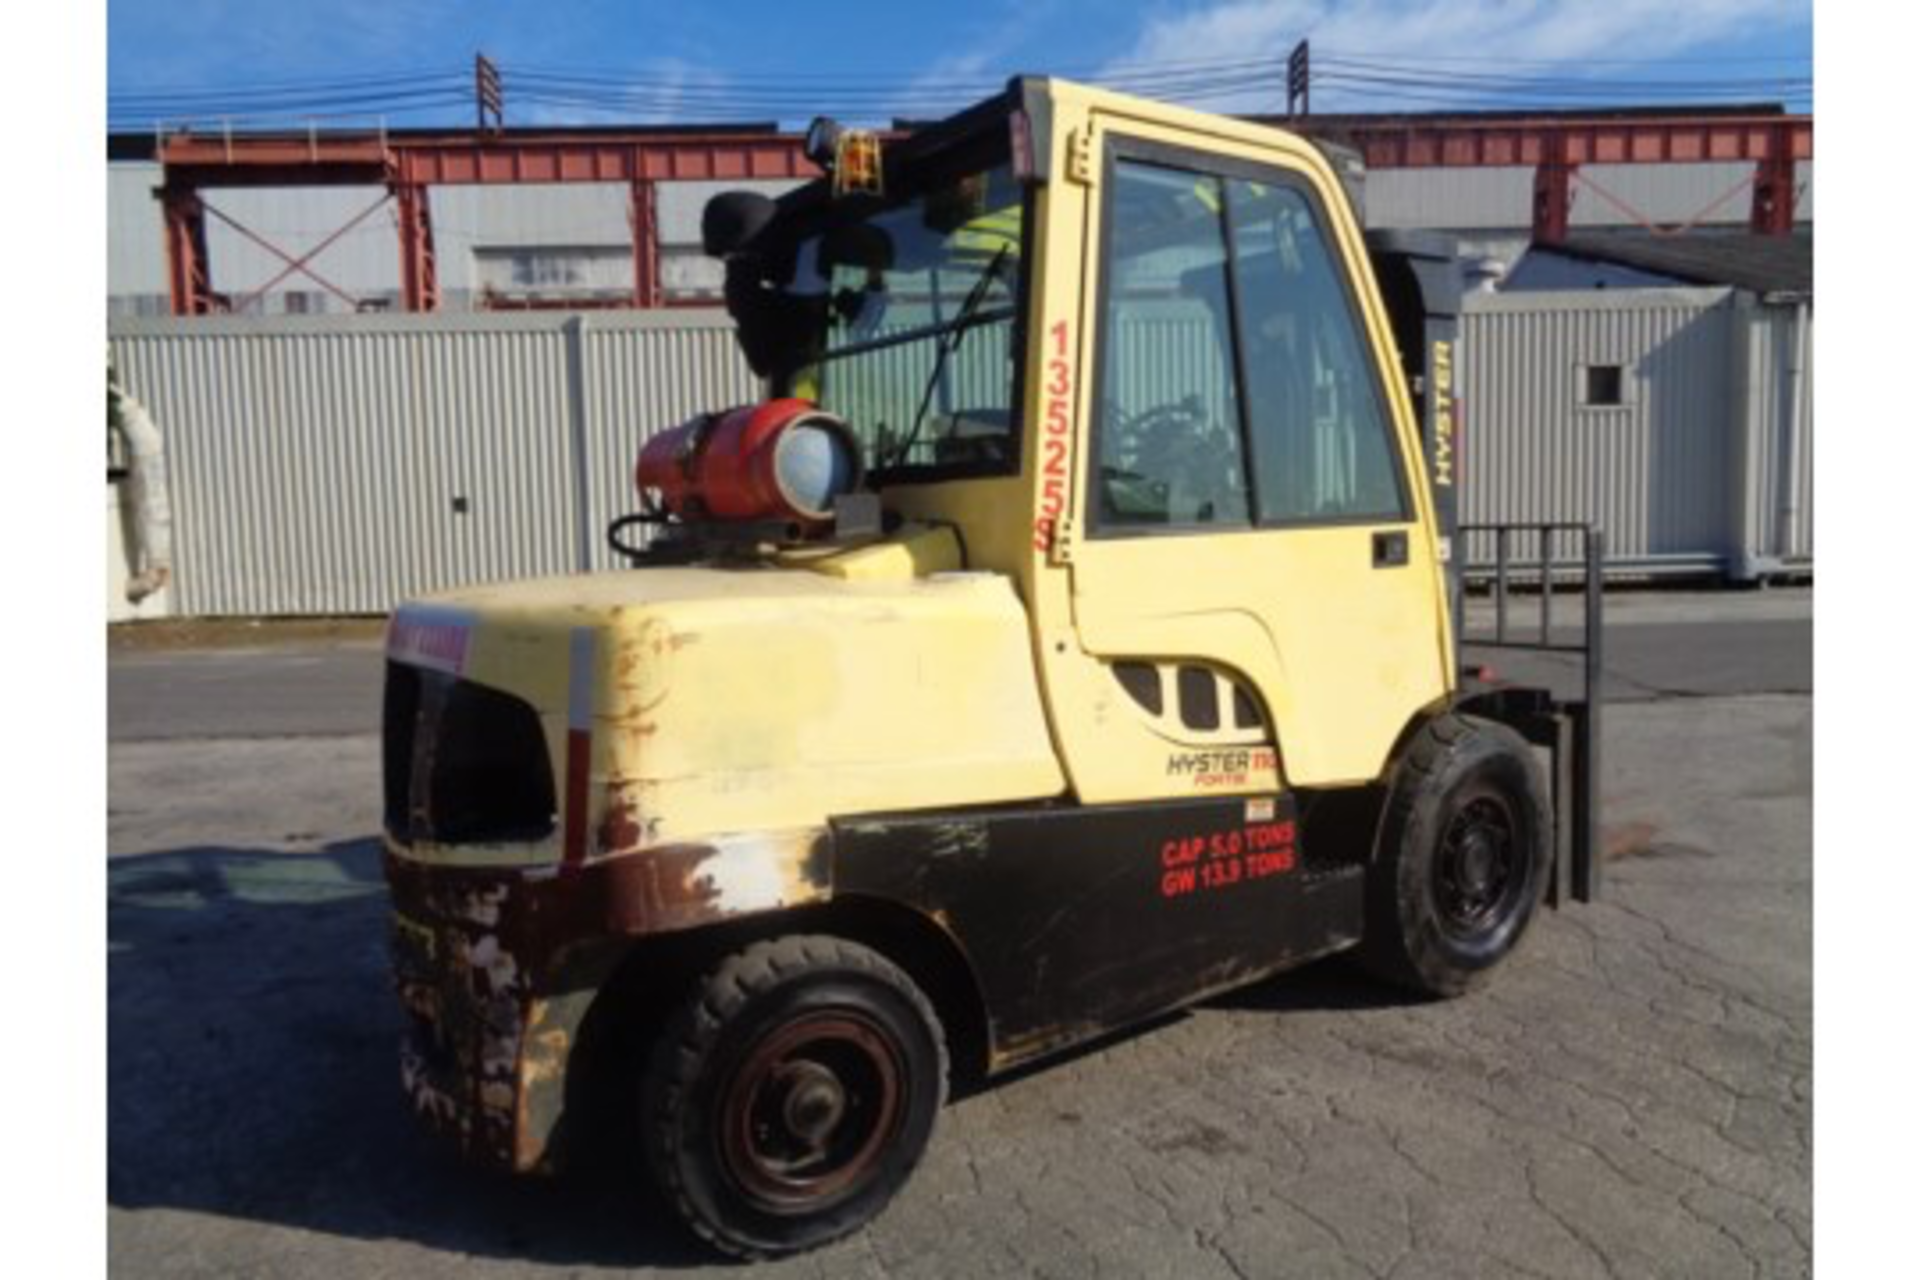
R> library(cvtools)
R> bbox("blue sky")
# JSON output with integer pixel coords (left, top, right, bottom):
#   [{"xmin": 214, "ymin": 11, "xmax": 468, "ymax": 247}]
[{"xmin": 107, "ymin": 0, "xmax": 1813, "ymax": 130}]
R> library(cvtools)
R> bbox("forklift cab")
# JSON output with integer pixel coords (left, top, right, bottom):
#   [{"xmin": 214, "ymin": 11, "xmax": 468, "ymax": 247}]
[
  {"xmin": 712, "ymin": 79, "xmax": 1458, "ymax": 797},
  {"xmin": 1060, "ymin": 128, "xmax": 1450, "ymax": 799}
]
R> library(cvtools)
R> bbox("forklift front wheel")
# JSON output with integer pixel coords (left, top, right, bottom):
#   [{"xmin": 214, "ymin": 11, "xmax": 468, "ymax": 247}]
[
  {"xmin": 1361, "ymin": 714, "xmax": 1550, "ymax": 998},
  {"xmin": 642, "ymin": 935, "xmax": 948, "ymax": 1259}
]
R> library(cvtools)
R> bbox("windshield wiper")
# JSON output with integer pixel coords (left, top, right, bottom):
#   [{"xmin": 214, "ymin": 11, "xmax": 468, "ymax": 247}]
[{"xmin": 885, "ymin": 243, "xmax": 1013, "ymax": 470}]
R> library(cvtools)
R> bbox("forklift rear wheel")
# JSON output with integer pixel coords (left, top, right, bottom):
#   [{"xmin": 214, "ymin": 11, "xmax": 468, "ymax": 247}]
[
  {"xmin": 1362, "ymin": 713, "xmax": 1550, "ymax": 997},
  {"xmin": 642, "ymin": 935, "xmax": 948, "ymax": 1259}
]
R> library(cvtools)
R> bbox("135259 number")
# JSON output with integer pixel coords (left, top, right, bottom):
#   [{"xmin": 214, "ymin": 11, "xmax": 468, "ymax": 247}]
[{"xmin": 1033, "ymin": 320, "xmax": 1073, "ymax": 552}]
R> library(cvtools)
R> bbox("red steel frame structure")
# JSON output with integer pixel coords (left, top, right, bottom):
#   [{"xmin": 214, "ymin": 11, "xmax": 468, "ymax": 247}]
[
  {"xmin": 1294, "ymin": 110, "xmax": 1812, "ymax": 243},
  {"xmin": 153, "ymin": 110, "xmax": 1809, "ymax": 317},
  {"xmin": 157, "ymin": 128, "xmax": 818, "ymax": 315}
]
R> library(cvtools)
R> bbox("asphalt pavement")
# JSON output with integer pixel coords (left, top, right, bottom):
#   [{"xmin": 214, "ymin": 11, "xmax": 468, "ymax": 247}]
[
  {"xmin": 106, "ymin": 588, "xmax": 1810, "ymax": 742},
  {"xmin": 106, "ymin": 588, "xmax": 1812, "ymax": 1278}
]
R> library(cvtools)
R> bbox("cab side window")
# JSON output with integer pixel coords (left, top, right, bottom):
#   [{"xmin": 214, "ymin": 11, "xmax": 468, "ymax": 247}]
[
  {"xmin": 1226, "ymin": 180, "xmax": 1408, "ymax": 524},
  {"xmin": 1094, "ymin": 162, "xmax": 1250, "ymax": 529}
]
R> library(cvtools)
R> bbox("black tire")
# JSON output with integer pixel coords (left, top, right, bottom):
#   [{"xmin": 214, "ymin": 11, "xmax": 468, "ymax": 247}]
[
  {"xmin": 1361, "ymin": 713, "xmax": 1551, "ymax": 997},
  {"xmin": 642, "ymin": 935, "xmax": 948, "ymax": 1259}
]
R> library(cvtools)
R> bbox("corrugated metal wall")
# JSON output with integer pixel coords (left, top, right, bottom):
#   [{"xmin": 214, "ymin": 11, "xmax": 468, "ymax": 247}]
[
  {"xmin": 108, "ymin": 311, "xmax": 758, "ymax": 615},
  {"xmin": 577, "ymin": 316, "xmax": 766, "ymax": 568},
  {"xmin": 109, "ymin": 289, "xmax": 1812, "ymax": 616},
  {"xmin": 107, "ymin": 164, "xmax": 169, "ymax": 312},
  {"xmin": 1459, "ymin": 287, "xmax": 1812, "ymax": 577},
  {"xmin": 1735, "ymin": 300, "xmax": 1814, "ymax": 567},
  {"xmin": 1366, "ymin": 168, "xmax": 1536, "ymax": 231}
]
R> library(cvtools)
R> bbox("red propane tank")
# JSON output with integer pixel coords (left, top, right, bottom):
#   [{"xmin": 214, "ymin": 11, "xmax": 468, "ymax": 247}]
[{"xmin": 635, "ymin": 399, "xmax": 863, "ymax": 529}]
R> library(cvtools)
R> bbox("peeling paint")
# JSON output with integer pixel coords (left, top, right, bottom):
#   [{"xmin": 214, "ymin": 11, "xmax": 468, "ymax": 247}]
[
  {"xmin": 392, "ymin": 912, "xmax": 437, "ymax": 961},
  {"xmin": 596, "ymin": 793, "xmax": 644, "ymax": 856},
  {"xmin": 385, "ymin": 831, "xmax": 830, "ymax": 1175},
  {"xmin": 468, "ymin": 934, "xmax": 520, "ymax": 993},
  {"xmin": 925, "ymin": 821, "xmax": 989, "ymax": 862},
  {"xmin": 695, "ymin": 840, "xmax": 798, "ymax": 912},
  {"xmin": 457, "ymin": 884, "xmax": 508, "ymax": 927}
]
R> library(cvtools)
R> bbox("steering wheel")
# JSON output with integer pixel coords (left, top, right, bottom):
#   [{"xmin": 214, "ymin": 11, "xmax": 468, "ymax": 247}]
[
  {"xmin": 1103, "ymin": 396, "xmax": 1244, "ymax": 521},
  {"xmin": 831, "ymin": 284, "xmax": 889, "ymax": 339}
]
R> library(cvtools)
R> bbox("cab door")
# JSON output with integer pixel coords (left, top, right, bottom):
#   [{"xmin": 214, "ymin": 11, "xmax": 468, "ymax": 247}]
[{"xmin": 1064, "ymin": 125, "xmax": 1451, "ymax": 794}]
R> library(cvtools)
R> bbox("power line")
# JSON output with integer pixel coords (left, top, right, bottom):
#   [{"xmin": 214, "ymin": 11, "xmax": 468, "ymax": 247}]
[
  {"xmin": 1318, "ymin": 49, "xmax": 1811, "ymax": 67},
  {"xmin": 111, "ymin": 65, "xmax": 471, "ymax": 97},
  {"xmin": 1316, "ymin": 71, "xmax": 1811, "ymax": 102},
  {"xmin": 107, "ymin": 48, "xmax": 1812, "ymax": 132},
  {"xmin": 1318, "ymin": 56, "xmax": 1807, "ymax": 87}
]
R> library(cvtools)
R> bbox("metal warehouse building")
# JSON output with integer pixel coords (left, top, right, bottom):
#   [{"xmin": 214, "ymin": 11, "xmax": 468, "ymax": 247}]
[
  {"xmin": 1466, "ymin": 231, "xmax": 1812, "ymax": 582},
  {"xmin": 107, "ymin": 104, "xmax": 1811, "ymax": 316},
  {"xmin": 105, "ymin": 103, "xmax": 1814, "ymax": 619}
]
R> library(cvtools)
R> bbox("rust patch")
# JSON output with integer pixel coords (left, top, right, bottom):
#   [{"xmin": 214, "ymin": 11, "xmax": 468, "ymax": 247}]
[
  {"xmin": 989, "ymin": 1021, "xmax": 1108, "ymax": 1073},
  {"xmin": 514, "ymin": 996, "xmax": 583, "ymax": 1172},
  {"xmin": 385, "ymin": 830, "xmax": 831, "ymax": 1175},
  {"xmin": 596, "ymin": 793, "xmax": 645, "ymax": 856},
  {"xmin": 392, "ymin": 911, "xmax": 437, "ymax": 961},
  {"xmin": 1603, "ymin": 820, "xmax": 1660, "ymax": 861},
  {"xmin": 594, "ymin": 831, "xmax": 830, "ymax": 935},
  {"xmin": 613, "ymin": 618, "xmax": 673, "ymax": 716}
]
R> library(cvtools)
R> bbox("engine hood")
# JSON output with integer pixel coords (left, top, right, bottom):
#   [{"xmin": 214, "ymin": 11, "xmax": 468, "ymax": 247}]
[{"xmin": 385, "ymin": 545, "xmax": 1066, "ymax": 866}]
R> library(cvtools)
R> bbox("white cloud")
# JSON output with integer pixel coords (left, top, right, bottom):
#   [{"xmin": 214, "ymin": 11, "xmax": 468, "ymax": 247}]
[
  {"xmin": 1105, "ymin": 0, "xmax": 1809, "ymax": 111},
  {"xmin": 899, "ymin": 0, "xmax": 1069, "ymax": 123}
]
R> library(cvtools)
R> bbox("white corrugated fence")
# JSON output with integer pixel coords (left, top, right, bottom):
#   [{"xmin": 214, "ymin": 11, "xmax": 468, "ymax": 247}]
[
  {"xmin": 108, "ymin": 310, "xmax": 758, "ymax": 616},
  {"xmin": 108, "ymin": 290, "xmax": 1811, "ymax": 618}
]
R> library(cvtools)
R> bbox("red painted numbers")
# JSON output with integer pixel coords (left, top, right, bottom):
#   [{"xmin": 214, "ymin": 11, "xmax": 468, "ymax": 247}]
[
  {"xmin": 1033, "ymin": 319, "xmax": 1073, "ymax": 551},
  {"xmin": 1159, "ymin": 820, "xmax": 1297, "ymax": 899}
]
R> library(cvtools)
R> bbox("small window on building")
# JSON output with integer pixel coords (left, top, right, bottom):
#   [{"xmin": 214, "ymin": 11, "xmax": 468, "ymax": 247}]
[
  {"xmin": 1582, "ymin": 364, "xmax": 1625, "ymax": 408},
  {"xmin": 472, "ymin": 245, "xmax": 634, "ymax": 306}
]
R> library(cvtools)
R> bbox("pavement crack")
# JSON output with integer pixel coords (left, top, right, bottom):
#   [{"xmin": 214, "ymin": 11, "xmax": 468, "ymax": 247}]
[
  {"xmin": 1193, "ymin": 1227, "xmax": 1255, "ymax": 1280},
  {"xmin": 1522, "ymin": 1155, "xmax": 1621, "ymax": 1280},
  {"xmin": 1676, "ymin": 1188, "xmax": 1763, "ymax": 1280}
]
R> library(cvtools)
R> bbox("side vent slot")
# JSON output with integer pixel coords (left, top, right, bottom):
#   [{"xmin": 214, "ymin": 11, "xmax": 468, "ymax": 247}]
[
  {"xmin": 1232, "ymin": 684, "xmax": 1261, "ymax": 730},
  {"xmin": 1108, "ymin": 659, "xmax": 1270, "ymax": 748},
  {"xmin": 1177, "ymin": 665, "xmax": 1219, "ymax": 730},
  {"xmin": 1114, "ymin": 662, "xmax": 1164, "ymax": 716}
]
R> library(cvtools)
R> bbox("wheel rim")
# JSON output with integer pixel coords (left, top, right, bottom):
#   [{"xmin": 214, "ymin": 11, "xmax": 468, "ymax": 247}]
[
  {"xmin": 717, "ymin": 1012, "xmax": 905, "ymax": 1213},
  {"xmin": 1433, "ymin": 790, "xmax": 1524, "ymax": 942}
]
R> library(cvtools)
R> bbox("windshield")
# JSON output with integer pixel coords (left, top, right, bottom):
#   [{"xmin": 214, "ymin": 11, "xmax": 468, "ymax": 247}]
[{"xmin": 766, "ymin": 161, "xmax": 1027, "ymax": 477}]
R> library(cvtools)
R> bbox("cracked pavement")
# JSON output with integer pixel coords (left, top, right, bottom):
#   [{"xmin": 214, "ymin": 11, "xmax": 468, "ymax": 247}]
[{"xmin": 109, "ymin": 613, "xmax": 1810, "ymax": 1278}]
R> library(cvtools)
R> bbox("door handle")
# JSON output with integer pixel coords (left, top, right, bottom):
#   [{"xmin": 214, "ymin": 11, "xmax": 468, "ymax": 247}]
[{"xmin": 1373, "ymin": 531, "xmax": 1409, "ymax": 568}]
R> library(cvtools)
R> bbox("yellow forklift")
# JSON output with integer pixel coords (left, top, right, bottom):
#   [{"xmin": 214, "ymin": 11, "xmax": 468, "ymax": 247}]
[{"xmin": 381, "ymin": 77, "xmax": 1602, "ymax": 1257}]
